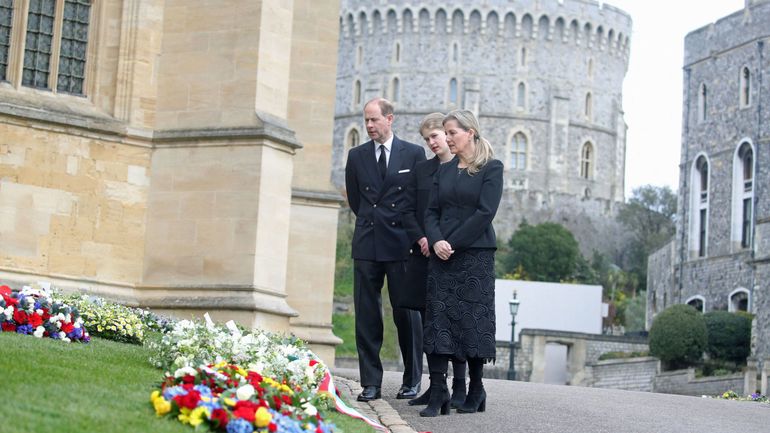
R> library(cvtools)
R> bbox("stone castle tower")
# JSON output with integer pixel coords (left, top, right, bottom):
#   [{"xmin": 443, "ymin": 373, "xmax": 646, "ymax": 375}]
[
  {"xmin": 332, "ymin": 0, "xmax": 632, "ymax": 254},
  {"xmin": 648, "ymin": 0, "xmax": 770, "ymax": 374}
]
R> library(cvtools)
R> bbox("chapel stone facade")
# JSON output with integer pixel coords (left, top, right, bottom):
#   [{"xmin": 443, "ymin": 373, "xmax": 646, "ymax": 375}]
[
  {"xmin": 647, "ymin": 0, "xmax": 770, "ymax": 369},
  {"xmin": 332, "ymin": 0, "xmax": 632, "ymax": 254},
  {"xmin": 0, "ymin": 0, "xmax": 342, "ymax": 363}
]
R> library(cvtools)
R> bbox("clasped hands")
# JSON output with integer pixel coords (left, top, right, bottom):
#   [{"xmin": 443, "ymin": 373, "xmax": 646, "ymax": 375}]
[{"xmin": 432, "ymin": 240, "xmax": 454, "ymax": 261}]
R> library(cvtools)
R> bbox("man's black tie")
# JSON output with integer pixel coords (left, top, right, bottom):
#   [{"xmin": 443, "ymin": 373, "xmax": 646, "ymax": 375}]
[{"xmin": 378, "ymin": 144, "xmax": 387, "ymax": 180}]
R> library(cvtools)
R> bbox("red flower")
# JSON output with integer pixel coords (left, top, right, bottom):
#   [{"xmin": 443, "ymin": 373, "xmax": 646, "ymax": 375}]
[
  {"xmin": 210, "ymin": 408, "xmax": 229, "ymax": 429},
  {"xmin": 0, "ymin": 285, "xmax": 10, "ymax": 296},
  {"xmin": 316, "ymin": 427, "xmax": 323, "ymax": 433},
  {"xmin": 2, "ymin": 293, "xmax": 18, "ymax": 307},
  {"xmin": 246, "ymin": 371, "xmax": 263, "ymax": 387},
  {"xmin": 12, "ymin": 310, "xmax": 28, "ymax": 324},
  {"xmin": 182, "ymin": 374, "xmax": 196, "ymax": 384},
  {"xmin": 268, "ymin": 422, "xmax": 278, "ymax": 432},
  {"xmin": 28, "ymin": 313, "xmax": 43, "ymax": 328},
  {"xmin": 232, "ymin": 400, "xmax": 259, "ymax": 423},
  {"xmin": 309, "ymin": 359, "xmax": 318, "ymax": 367},
  {"xmin": 61, "ymin": 322, "xmax": 75, "ymax": 334},
  {"xmin": 281, "ymin": 394, "xmax": 293, "ymax": 406},
  {"xmin": 173, "ymin": 389, "xmax": 201, "ymax": 410},
  {"xmin": 272, "ymin": 395, "xmax": 282, "ymax": 410},
  {"xmin": 41, "ymin": 310, "xmax": 51, "ymax": 321},
  {"xmin": 1, "ymin": 322, "xmax": 16, "ymax": 332}
]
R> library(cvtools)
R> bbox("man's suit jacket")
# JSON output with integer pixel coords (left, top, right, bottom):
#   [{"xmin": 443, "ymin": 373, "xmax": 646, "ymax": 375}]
[
  {"xmin": 402, "ymin": 156, "xmax": 441, "ymax": 251},
  {"xmin": 345, "ymin": 135, "xmax": 427, "ymax": 261},
  {"xmin": 425, "ymin": 158, "xmax": 504, "ymax": 252}
]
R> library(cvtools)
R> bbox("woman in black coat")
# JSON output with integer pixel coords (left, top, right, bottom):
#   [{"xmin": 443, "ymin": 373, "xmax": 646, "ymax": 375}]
[
  {"xmin": 421, "ymin": 109, "xmax": 503, "ymax": 416},
  {"xmin": 401, "ymin": 113, "xmax": 467, "ymax": 414}
]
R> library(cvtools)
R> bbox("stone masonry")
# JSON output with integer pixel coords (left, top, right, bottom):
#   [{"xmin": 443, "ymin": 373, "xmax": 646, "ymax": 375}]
[
  {"xmin": 647, "ymin": 0, "xmax": 770, "ymax": 369},
  {"xmin": 332, "ymin": 0, "xmax": 632, "ymax": 255}
]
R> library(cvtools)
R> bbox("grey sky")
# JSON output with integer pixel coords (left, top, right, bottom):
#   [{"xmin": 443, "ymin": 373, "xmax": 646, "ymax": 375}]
[{"xmin": 605, "ymin": 0, "xmax": 745, "ymax": 196}]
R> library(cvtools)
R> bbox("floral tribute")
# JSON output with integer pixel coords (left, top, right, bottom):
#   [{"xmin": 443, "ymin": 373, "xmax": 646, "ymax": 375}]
[
  {"xmin": 0, "ymin": 284, "xmax": 90, "ymax": 342},
  {"xmin": 149, "ymin": 316, "xmax": 339, "ymax": 433},
  {"xmin": 151, "ymin": 362, "xmax": 335, "ymax": 433},
  {"xmin": 714, "ymin": 390, "xmax": 769, "ymax": 403}
]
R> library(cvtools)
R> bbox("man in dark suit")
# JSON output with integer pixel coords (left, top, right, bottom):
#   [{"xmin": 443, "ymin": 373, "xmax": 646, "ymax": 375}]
[{"xmin": 345, "ymin": 98, "xmax": 425, "ymax": 401}]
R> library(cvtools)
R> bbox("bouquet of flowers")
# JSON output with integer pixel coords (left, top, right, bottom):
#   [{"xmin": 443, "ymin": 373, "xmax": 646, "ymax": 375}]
[
  {"xmin": 0, "ymin": 284, "xmax": 90, "ymax": 342},
  {"xmin": 59, "ymin": 294, "xmax": 146, "ymax": 344},
  {"xmin": 148, "ymin": 318, "xmax": 327, "ymax": 395},
  {"xmin": 150, "ymin": 362, "xmax": 335, "ymax": 433}
]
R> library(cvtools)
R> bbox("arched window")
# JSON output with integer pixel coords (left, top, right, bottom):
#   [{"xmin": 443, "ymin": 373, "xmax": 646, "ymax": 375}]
[
  {"xmin": 393, "ymin": 42, "xmax": 401, "ymax": 63},
  {"xmin": 510, "ymin": 132, "xmax": 527, "ymax": 170},
  {"xmin": 520, "ymin": 47, "xmax": 527, "ymax": 67},
  {"xmin": 356, "ymin": 45, "xmax": 363, "ymax": 67},
  {"xmin": 391, "ymin": 77, "xmax": 400, "ymax": 102},
  {"xmin": 729, "ymin": 288, "xmax": 750, "ymax": 313},
  {"xmin": 587, "ymin": 58, "xmax": 593, "ymax": 78},
  {"xmin": 516, "ymin": 81, "xmax": 526, "ymax": 110},
  {"xmin": 452, "ymin": 42, "xmax": 459, "ymax": 63},
  {"xmin": 698, "ymin": 83, "xmax": 707, "ymax": 122},
  {"xmin": 686, "ymin": 296, "xmax": 705, "ymax": 313},
  {"xmin": 343, "ymin": 128, "xmax": 360, "ymax": 167},
  {"xmin": 740, "ymin": 66, "xmax": 751, "ymax": 108},
  {"xmin": 585, "ymin": 92, "xmax": 593, "ymax": 120},
  {"xmin": 353, "ymin": 80, "xmax": 361, "ymax": 106},
  {"xmin": 732, "ymin": 142, "xmax": 754, "ymax": 249},
  {"xmin": 449, "ymin": 78, "xmax": 458, "ymax": 106},
  {"xmin": 580, "ymin": 142, "xmax": 593, "ymax": 179},
  {"xmin": 690, "ymin": 155, "xmax": 709, "ymax": 257}
]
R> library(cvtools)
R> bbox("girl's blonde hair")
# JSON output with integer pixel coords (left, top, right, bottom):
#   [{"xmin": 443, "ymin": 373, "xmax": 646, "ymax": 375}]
[
  {"xmin": 443, "ymin": 109, "xmax": 494, "ymax": 175},
  {"xmin": 419, "ymin": 112, "xmax": 445, "ymax": 136}
]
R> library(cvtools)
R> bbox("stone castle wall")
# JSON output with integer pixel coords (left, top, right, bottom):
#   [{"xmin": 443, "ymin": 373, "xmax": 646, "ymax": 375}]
[
  {"xmin": 332, "ymin": 0, "xmax": 632, "ymax": 254},
  {"xmin": 648, "ymin": 0, "xmax": 770, "ymax": 366}
]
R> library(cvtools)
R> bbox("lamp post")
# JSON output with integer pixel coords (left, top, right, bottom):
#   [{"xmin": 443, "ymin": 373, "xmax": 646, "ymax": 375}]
[{"xmin": 507, "ymin": 291, "xmax": 520, "ymax": 381}]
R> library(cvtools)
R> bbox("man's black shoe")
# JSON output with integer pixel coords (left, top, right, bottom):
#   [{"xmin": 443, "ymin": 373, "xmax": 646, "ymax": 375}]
[
  {"xmin": 357, "ymin": 386, "xmax": 381, "ymax": 402},
  {"xmin": 396, "ymin": 383, "xmax": 421, "ymax": 399}
]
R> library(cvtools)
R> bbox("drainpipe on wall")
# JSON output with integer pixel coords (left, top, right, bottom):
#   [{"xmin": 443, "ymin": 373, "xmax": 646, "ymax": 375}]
[{"xmin": 678, "ymin": 67, "xmax": 692, "ymax": 305}]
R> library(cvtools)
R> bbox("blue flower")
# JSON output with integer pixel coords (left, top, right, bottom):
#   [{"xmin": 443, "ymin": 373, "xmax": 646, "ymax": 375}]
[
  {"xmin": 16, "ymin": 324, "xmax": 33, "ymax": 335},
  {"xmin": 225, "ymin": 418, "xmax": 253, "ymax": 433},
  {"xmin": 162, "ymin": 385, "xmax": 187, "ymax": 401}
]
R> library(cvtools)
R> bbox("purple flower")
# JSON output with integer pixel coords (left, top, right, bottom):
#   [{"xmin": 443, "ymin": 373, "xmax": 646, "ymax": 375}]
[{"xmin": 67, "ymin": 328, "xmax": 83, "ymax": 339}]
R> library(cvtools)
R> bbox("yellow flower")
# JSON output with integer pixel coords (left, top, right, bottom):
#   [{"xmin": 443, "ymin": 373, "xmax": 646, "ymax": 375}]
[
  {"xmin": 254, "ymin": 407, "xmax": 272, "ymax": 428},
  {"xmin": 236, "ymin": 366, "xmax": 247, "ymax": 377},
  {"xmin": 178, "ymin": 407, "xmax": 192, "ymax": 424},
  {"xmin": 153, "ymin": 397, "xmax": 171, "ymax": 416},
  {"xmin": 150, "ymin": 390, "xmax": 161, "ymax": 403},
  {"xmin": 189, "ymin": 406, "xmax": 210, "ymax": 427},
  {"xmin": 223, "ymin": 397, "xmax": 236, "ymax": 407}
]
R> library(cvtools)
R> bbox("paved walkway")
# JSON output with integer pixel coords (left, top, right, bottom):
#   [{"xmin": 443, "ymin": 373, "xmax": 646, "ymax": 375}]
[{"xmin": 332, "ymin": 367, "xmax": 770, "ymax": 433}]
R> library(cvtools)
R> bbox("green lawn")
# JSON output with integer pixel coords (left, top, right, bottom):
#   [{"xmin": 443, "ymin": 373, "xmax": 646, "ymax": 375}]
[{"xmin": 0, "ymin": 332, "xmax": 373, "ymax": 433}]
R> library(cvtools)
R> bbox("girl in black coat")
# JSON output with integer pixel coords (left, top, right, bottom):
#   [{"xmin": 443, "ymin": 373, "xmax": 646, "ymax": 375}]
[{"xmin": 402, "ymin": 113, "xmax": 467, "ymax": 414}]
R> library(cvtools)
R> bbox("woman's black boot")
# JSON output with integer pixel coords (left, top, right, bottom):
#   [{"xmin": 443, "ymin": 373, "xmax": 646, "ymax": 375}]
[
  {"xmin": 449, "ymin": 360, "xmax": 466, "ymax": 409},
  {"xmin": 407, "ymin": 388, "xmax": 431, "ymax": 406},
  {"xmin": 457, "ymin": 358, "xmax": 486, "ymax": 414},
  {"xmin": 419, "ymin": 373, "xmax": 450, "ymax": 417}
]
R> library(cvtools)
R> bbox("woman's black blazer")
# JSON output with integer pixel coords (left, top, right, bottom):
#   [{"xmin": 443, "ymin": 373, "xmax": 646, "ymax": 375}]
[{"xmin": 424, "ymin": 158, "xmax": 503, "ymax": 251}]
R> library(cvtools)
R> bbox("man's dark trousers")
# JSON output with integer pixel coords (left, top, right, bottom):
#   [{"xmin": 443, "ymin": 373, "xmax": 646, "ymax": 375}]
[{"xmin": 354, "ymin": 259, "xmax": 422, "ymax": 388}]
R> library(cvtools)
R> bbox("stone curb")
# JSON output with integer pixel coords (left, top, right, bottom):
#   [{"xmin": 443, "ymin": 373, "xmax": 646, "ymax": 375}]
[{"xmin": 333, "ymin": 376, "xmax": 419, "ymax": 433}]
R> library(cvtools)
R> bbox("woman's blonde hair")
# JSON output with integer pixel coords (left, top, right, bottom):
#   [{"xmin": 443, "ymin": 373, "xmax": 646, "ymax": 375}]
[
  {"xmin": 443, "ymin": 109, "xmax": 494, "ymax": 175},
  {"xmin": 419, "ymin": 112, "xmax": 445, "ymax": 137}
]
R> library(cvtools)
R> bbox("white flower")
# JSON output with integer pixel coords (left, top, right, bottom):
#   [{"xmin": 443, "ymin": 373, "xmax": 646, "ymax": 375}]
[
  {"xmin": 174, "ymin": 367, "xmax": 197, "ymax": 378},
  {"xmin": 33, "ymin": 326, "xmax": 45, "ymax": 338},
  {"xmin": 236, "ymin": 384, "xmax": 255, "ymax": 400},
  {"xmin": 36, "ymin": 308, "xmax": 44, "ymax": 315},
  {"xmin": 302, "ymin": 401, "xmax": 318, "ymax": 417},
  {"xmin": 59, "ymin": 331, "xmax": 66, "ymax": 339}
]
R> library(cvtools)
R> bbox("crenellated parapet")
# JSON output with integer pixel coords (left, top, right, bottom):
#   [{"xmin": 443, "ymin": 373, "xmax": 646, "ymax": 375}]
[{"xmin": 340, "ymin": 0, "xmax": 631, "ymax": 60}]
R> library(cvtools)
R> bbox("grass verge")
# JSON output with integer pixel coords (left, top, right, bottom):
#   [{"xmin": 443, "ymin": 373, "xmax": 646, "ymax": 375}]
[{"xmin": 0, "ymin": 332, "xmax": 376, "ymax": 433}]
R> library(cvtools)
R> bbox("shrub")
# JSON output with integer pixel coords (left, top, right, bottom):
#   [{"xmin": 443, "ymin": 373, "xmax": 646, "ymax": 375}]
[
  {"xmin": 649, "ymin": 304, "xmax": 707, "ymax": 369},
  {"xmin": 703, "ymin": 311, "xmax": 752, "ymax": 364}
]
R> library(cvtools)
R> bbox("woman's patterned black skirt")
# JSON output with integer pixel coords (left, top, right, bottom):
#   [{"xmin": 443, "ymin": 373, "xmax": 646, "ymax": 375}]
[{"xmin": 423, "ymin": 248, "xmax": 496, "ymax": 363}]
